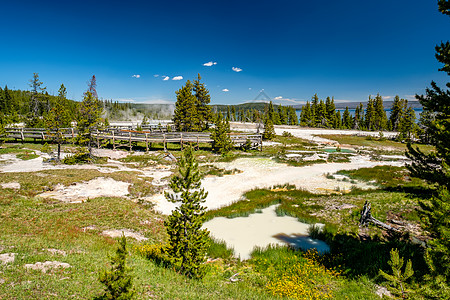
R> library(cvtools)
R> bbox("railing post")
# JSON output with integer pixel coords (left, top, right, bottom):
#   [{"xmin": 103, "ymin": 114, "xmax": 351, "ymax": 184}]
[
  {"xmin": 145, "ymin": 133, "xmax": 149, "ymax": 152},
  {"xmin": 112, "ymin": 130, "xmax": 116, "ymax": 150},
  {"xmin": 129, "ymin": 131, "xmax": 132, "ymax": 151},
  {"xmin": 163, "ymin": 133, "xmax": 166, "ymax": 151}
]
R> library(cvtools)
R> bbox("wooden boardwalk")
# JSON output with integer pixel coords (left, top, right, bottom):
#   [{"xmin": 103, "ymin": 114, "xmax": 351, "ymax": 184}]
[{"xmin": 2, "ymin": 127, "xmax": 263, "ymax": 151}]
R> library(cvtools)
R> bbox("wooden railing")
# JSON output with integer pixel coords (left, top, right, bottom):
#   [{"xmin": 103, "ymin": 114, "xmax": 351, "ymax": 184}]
[{"xmin": 2, "ymin": 127, "xmax": 263, "ymax": 151}]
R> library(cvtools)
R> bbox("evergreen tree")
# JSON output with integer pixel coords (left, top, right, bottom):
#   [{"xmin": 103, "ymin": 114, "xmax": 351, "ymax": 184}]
[
  {"xmin": 390, "ymin": 95, "xmax": 405, "ymax": 131},
  {"xmin": 77, "ymin": 90, "xmax": 102, "ymax": 157},
  {"xmin": 406, "ymin": 2, "xmax": 450, "ymax": 295},
  {"xmin": 317, "ymin": 99, "xmax": 327, "ymax": 127},
  {"xmin": 374, "ymin": 94, "xmax": 388, "ymax": 130},
  {"xmin": 354, "ymin": 103, "xmax": 364, "ymax": 129},
  {"xmin": 342, "ymin": 107, "xmax": 353, "ymax": 129},
  {"xmin": 211, "ymin": 113, "xmax": 233, "ymax": 155},
  {"xmin": 278, "ymin": 105, "xmax": 287, "ymax": 125},
  {"xmin": 263, "ymin": 116, "xmax": 275, "ymax": 140},
  {"xmin": 172, "ymin": 80, "xmax": 199, "ymax": 131},
  {"xmin": 164, "ymin": 146, "xmax": 209, "ymax": 279},
  {"xmin": 310, "ymin": 94, "xmax": 319, "ymax": 126},
  {"xmin": 300, "ymin": 101, "xmax": 312, "ymax": 126},
  {"xmin": 365, "ymin": 96, "xmax": 376, "ymax": 131},
  {"xmin": 287, "ymin": 106, "xmax": 298, "ymax": 125},
  {"xmin": 398, "ymin": 105, "xmax": 416, "ymax": 141},
  {"xmin": 87, "ymin": 75, "xmax": 98, "ymax": 100},
  {"xmin": 231, "ymin": 106, "xmax": 236, "ymax": 122},
  {"xmin": 325, "ymin": 97, "xmax": 336, "ymax": 127},
  {"xmin": 334, "ymin": 110, "xmax": 342, "ymax": 129},
  {"xmin": 28, "ymin": 73, "xmax": 46, "ymax": 125},
  {"xmin": 45, "ymin": 84, "xmax": 71, "ymax": 161},
  {"xmin": 98, "ymin": 234, "xmax": 135, "ymax": 300}
]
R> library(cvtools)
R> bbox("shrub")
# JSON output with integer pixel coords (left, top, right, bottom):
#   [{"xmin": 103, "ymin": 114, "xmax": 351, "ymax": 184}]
[{"xmin": 135, "ymin": 243, "xmax": 170, "ymax": 266}]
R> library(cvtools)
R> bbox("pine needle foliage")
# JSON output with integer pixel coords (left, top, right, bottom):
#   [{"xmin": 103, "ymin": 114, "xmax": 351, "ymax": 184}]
[
  {"xmin": 211, "ymin": 112, "xmax": 233, "ymax": 155},
  {"xmin": 98, "ymin": 234, "xmax": 135, "ymax": 300},
  {"xmin": 379, "ymin": 248, "xmax": 414, "ymax": 298},
  {"xmin": 164, "ymin": 145, "xmax": 209, "ymax": 279},
  {"xmin": 406, "ymin": 1, "xmax": 450, "ymax": 296},
  {"xmin": 263, "ymin": 117, "xmax": 275, "ymax": 140}
]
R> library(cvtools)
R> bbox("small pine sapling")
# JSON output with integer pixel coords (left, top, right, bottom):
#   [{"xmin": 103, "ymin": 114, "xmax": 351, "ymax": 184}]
[
  {"xmin": 379, "ymin": 248, "xmax": 414, "ymax": 298},
  {"xmin": 98, "ymin": 234, "xmax": 135, "ymax": 300}
]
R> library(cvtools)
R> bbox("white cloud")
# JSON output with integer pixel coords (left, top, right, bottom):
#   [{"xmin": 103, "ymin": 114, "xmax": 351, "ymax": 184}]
[
  {"xmin": 163, "ymin": 76, "xmax": 170, "ymax": 81},
  {"xmin": 232, "ymin": 67, "xmax": 243, "ymax": 72},
  {"xmin": 132, "ymin": 74, "xmax": 141, "ymax": 78},
  {"xmin": 222, "ymin": 89, "xmax": 229, "ymax": 92},
  {"xmin": 153, "ymin": 74, "xmax": 159, "ymax": 77},
  {"xmin": 203, "ymin": 61, "xmax": 217, "ymax": 66},
  {"xmin": 172, "ymin": 76, "xmax": 183, "ymax": 81},
  {"xmin": 249, "ymin": 88, "xmax": 252, "ymax": 90},
  {"xmin": 274, "ymin": 96, "xmax": 283, "ymax": 100}
]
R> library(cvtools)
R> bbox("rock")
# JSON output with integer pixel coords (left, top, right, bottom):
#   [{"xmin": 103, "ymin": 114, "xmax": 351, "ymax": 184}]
[
  {"xmin": 0, "ymin": 253, "xmax": 16, "ymax": 264},
  {"xmin": 375, "ymin": 285, "xmax": 392, "ymax": 298},
  {"xmin": 24, "ymin": 261, "xmax": 71, "ymax": 273},
  {"xmin": 45, "ymin": 249, "xmax": 67, "ymax": 256},
  {"xmin": 1, "ymin": 182, "xmax": 21, "ymax": 189},
  {"xmin": 102, "ymin": 229, "xmax": 148, "ymax": 241}
]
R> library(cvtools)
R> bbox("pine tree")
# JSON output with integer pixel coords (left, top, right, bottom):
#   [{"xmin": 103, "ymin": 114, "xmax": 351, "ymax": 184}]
[
  {"xmin": 263, "ymin": 116, "xmax": 275, "ymax": 140},
  {"xmin": 406, "ymin": 1, "xmax": 450, "ymax": 295},
  {"xmin": 365, "ymin": 96, "xmax": 376, "ymax": 131},
  {"xmin": 45, "ymin": 84, "xmax": 71, "ymax": 161},
  {"xmin": 317, "ymin": 99, "xmax": 327, "ymax": 127},
  {"xmin": 231, "ymin": 106, "xmax": 236, "ymax": 122},
  {"xmin": 310, "ymin": 94, "xmax": 319, "ymax": 126},
  {"xmin": 77, "ymin": 90, "xmax": 102, "ymax": 157},
  {"xmin": 287, "ymin": 106, "xmax": 298, "ymax": 125},
  {"xmin": 211, "ymin": 113, "xmax": 233, "ymax": 155},
  {"xmin": 325, "ymin": 97, "xmax": 336, "ymax": 128},
  {"xmin": 98, "ymin": 234, "xmax": 135, "ymax": 300},
  {"xmin": 28, "ymin": 73, "xmax": 46, "ymax": 126},
  {"xmin": 173, "ymin": 80, "xmax": 199, "ymax": 132},
  {"xmin": 300, "ymin": 101, "xmax": 312, "ymax": 126},
  {"xmin": 373, "ymin": 94, "xmax": 388, "ymax": 130},
  {"xmin": 334, "ymin": 110, "xmax": 342, "ymax": 129},
  {"xmin": 342, "ymin": 107, "xmax": 353, "ymax": 129},
  {"xmin": 390, "ymin": 95, "xmax": 405, "ymax": 131},
  {"xmin": 164, "ymin": 146, "xmax": 209, "ymax": 279},
  {"xmin": 354, "ymin": 103, "xmax": 364, "ymax": 130},
  {"xmin": 398, "ymin": 105, "xmax": 416, "ymax": 141}
]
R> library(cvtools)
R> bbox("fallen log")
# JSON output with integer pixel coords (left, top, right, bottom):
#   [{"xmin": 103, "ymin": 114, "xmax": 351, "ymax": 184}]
[{"xmin": 359, "ymin": 201, "xmax": 399, "ymax": 232}]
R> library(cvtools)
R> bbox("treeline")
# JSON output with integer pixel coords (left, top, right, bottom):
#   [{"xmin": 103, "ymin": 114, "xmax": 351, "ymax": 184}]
[
  {"xmin": 216, "ymin": 102, "xmax": 298, "ymax": 126},
  {"xmin": 0, "ymin": 82, "xmax": 78, "ymax": 126},
  {"xmin": 299, "ymin": 94, "xmax": 417, "ymax": 138}
]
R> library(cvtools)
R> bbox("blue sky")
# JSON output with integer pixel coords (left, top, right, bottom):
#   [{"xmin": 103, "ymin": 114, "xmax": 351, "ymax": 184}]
[{"xmin": 0, "ymin": 0, "xmax": 449, "ymax": 105}]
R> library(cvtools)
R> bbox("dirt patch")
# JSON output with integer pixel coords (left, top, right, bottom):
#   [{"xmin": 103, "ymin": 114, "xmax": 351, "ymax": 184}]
[
  {"xmin": 38, "ymin": 177, "xmax": 131, "ymax": 203},
  {"xmin": 102, "ymin": 229, "xmax": 148, "ymax": 241},
  {"xmin": 92, "ymin": 148, "xmax": 129, "ymax": 160},
  {"xmin": 24, "ymin": 261, "xmax": 71, "ymax": 273}
]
